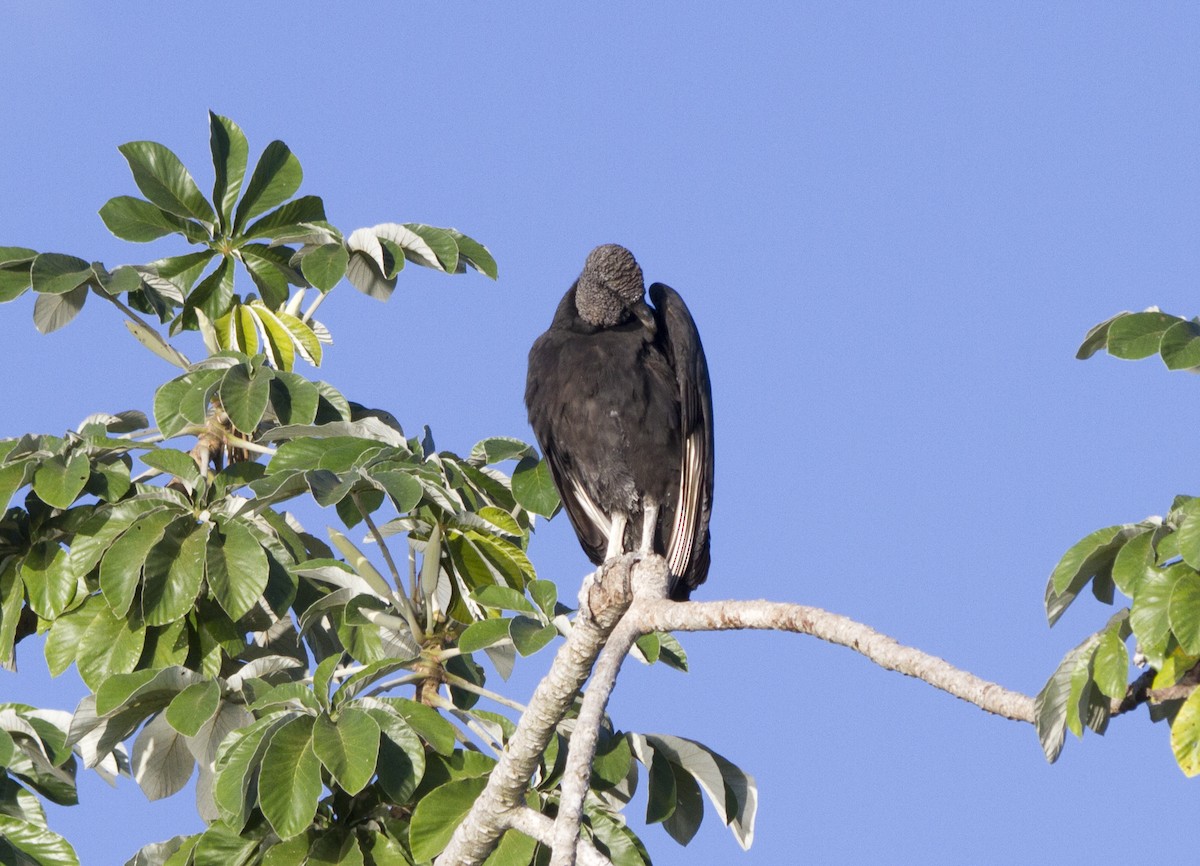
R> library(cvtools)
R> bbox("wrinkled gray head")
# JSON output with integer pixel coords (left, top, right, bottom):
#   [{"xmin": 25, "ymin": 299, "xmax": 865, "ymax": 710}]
[{"xmin": 575, "ymin": 244, "xmax": 645, "ymax": 327}]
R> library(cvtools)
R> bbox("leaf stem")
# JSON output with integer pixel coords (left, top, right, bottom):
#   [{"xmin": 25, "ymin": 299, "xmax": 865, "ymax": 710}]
[
  {"xmin": 442, "ymin": 672, "xmax": 528, "ymax": 713},
  {"xmin": 353, "ymin": 491, "xmax": 424, "ymax": 641}
]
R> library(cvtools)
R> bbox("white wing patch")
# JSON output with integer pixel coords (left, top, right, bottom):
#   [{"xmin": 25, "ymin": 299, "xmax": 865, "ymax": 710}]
[{"xmin": 667, "ymin": 429, "xmax": 704, "ymax": 579}]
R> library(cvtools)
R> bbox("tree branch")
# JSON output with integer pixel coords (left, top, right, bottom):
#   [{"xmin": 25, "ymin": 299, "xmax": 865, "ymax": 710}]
[
  {"xmin": 506, "ymin": 806, "xmax": 613, "ymax": 866},
  {"xmin": 550, "ymin": 558, "xmax": 669, "ymax": 866},
  {"xmin": 437, "ymin": 555, "xmax": 639, "ymax": 866},
  {"xmin": 631, "ymin": 598, "xmax": 1035, "ymax": 722}
]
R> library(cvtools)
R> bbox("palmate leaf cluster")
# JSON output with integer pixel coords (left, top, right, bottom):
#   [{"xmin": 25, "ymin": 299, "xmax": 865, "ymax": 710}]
[
  {"xmin": 1037, "ymin": 308, "xmax": 1200, "ymax": 774},
  {"xmin": 0, "ymin": 116, "xmax": 756, "ymax": 866}
]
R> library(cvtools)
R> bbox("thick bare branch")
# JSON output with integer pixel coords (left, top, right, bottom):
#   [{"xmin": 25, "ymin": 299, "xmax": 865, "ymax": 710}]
[
  {"xmin": 508, "ymin": 806, "xmax": 613, "ymax": 866},
  {"xmin": 551, "ymin": 557, "xmax": 670, "ymax": 866},
  {"xmin": 632, "ymin": 598, "xmax": 1035, "ymax": 722},
  {"xmin": 437, "ymin": 555, "xmax": 639, "ymax": 866}
]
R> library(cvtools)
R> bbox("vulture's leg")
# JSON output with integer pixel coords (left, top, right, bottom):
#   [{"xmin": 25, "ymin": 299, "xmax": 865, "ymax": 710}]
[{"xmin": 638, "ymin": 502, "xmax": 659, "ymax": 555}]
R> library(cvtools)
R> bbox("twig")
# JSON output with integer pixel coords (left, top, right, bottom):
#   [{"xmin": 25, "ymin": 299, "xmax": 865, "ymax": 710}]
[
  {"xmin": 507, "ymin": 806, "xmax": 612, "ymax": 866},
  {"xmin": 353, "ymin": 491, "xmax": 424, "ymax": 641},
  {"xmin": 442, "ymin": 672, "xmax": 529, "ymax": 713}
]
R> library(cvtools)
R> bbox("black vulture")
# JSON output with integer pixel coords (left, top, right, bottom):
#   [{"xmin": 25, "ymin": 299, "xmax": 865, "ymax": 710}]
[{"xmin": 525, "ymin": 244, "xmax": 714, "ymax": 601}]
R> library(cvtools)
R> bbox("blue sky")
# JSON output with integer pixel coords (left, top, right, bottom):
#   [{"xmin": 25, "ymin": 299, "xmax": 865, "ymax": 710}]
[{"xmin": 3, "ymin": 3, "xmax": 1199, "ymax": 863}]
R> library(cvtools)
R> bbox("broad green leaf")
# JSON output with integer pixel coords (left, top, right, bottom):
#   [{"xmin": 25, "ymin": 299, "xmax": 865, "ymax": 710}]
[
  {"xmin": 299, "ymin": 243, "xmax": 348, "ymax": 292},
  {"xmin": 662, "ymin": 759, "xmax": 704, "ymax": 845},
  {"xmin": 143, "ymin": 521, "xmax": 209, "ymax": 626},
  {"xmin": 1076, "ymin": 311, "xmax": 1129, "ymax": 360},
  {"xmin": 382, "ymin": 697, "xmax": 457, "ymax": 756},
  {"xmin": 370, "ymin": 470, "xmax": 422, "ymax": 513},
  {"xmin": 242, "ymin": 195, "xmax": 326, "ymax": 242},
  {"xmin": 458, "ymin": 618, "xmax": 513, "ymax": 653},
  {"xmin": 1092, "ymin": 627, "xmax": 1130, "ymax": 700},
  {"xmin": 0, "ymin": 265, "xmax": 32, "ymax": 304},
  {"xmin": 270, "ymin": 372, "xmax": 320, "ymax": 426},
  {"xmin": 483, "ymin": 831, "xmax": 536, "ymax": 866},
  {"xmin": 219, "ymin": 363, "xmax": 272, "ymax": 434},
  {"xmin": 446, "ymin": 230, "xmax": 498, "ymax": 280},
  {"xmin": 1171, "ymin": 687, "xmax": 1200, "ymax": 776},
  {"xmin": 592, "ymin": 731, "xmax": 633, "ymax": 789},
  {"xmin": 469, "ymin": 437, "xmax": 533, "ymax": 467},
  {"xmin": 76, "ymin": 604, "xmax": 147, "ymax": 691},
  {"xmin": 132, "ymin": 711, "xmax": 195, "ymax": 800},
  {"xmin": 645, "ymin": 749, "xmax": 677, "ymax": 825},
  {"xmin": 233, "ymin": 140, "xmax": 303, "ymax": 234},
  {"xmin": 0, "ymin": 461, "xmax": 33, "ymax": 510},
  {"xmin": 30, "ymin": 253, "xmax": 92, "ymax": 295},
  {"xmin": 145, "ymin": 250, "xmax": 217, "ymax": 296},
  {"xmin": 471, "ymin": 586, "xmax": 536, "ymax": 616},
  {"xmin": 312, "ymin": 709, "xmax": 380, "ymax": 795},
  {"xmin": 402, "ymin": 224, "xmax": 458, "ymax": 272},
  {"xmin": 100, "ymin": 508, "xmax": 176, "ymax": 617},
  {"xmin": 0, "ymin": 814, "xmax": 80, "ymax": 865},
  {"xmin": 511, "ymin": 456, "xmax": 560, "ymax": 517},
  {"xmin": 1051, "ymin": 525, "xmax": 1136, "ymax": 595},
  {"xmin": 241, "ymin": 244, "xmax": 299, "ymax": 310},
  {"xmin": 247, "ymin": 303, "xmax": 295, "ymax": 371},
  {"xmin": 1112, "ymin": 528, "xmax": 1155, "ymax": 597},
  {"xmin": 259, "ymin": 715, "xmax": 321, "ymax": 839},
  {"xmin": 19, "ymin": 542, "xmax": 76, "ymax": 619},
  {"xmin": 274, "ymin": 311, "xmax": 323, "ymax": 366},
  {"xmin": 141, "ymin": 448, "xmax": 202, "ymax": 488},
  {"xmin": 213, "ymin": 714, "xmax": 292, "ymax": 830},
  {"xmin": 118, "ymin": 140, "xmax": 216, "ymax": 224},
  {"xmin": 1177, "ymin": 500, "xmax": 1200, "ymax": 570},
  {"xmin": 1130, "ymin": 565, "xmax": 1182, "ymax": 667},
  {"xmin": 1169, "ymin": 568, "xmax": 1200, "ymax": 655},
  {"xmin": 344, "ymin": 242, "xmax": 395, "ymax": 301},
  {"xmin": 509, "ymin": 616, "xmax": 555, "ymax": 656},
  {"xmin": 100, "ymin": 196, "xmax": 194, "ymax": 243},
  {"xmin": 32, "ymin": 283, "xmax": 88, "ymax": 334},
  {"xmin": 190, "ymin": 256, "xmax": 235, "ymax": 321},
  {"xmin": 43, "ymin": 596, "xmax": 101, "ymax": 677},
  {"xmin": 374, "ymin": 224, "xmax": 441, "ymax": 271},
  {"xmin": 1159, "ymin": 319, "xmax": 1200, "ymax": 369},
  {"xmin": 586, "ymin": 808, "xmax": 649, "ymax": 866},
  {"xmin": 166, "ymin": 679, "xmax": 221, "ymax": 737},
  {"xmin": 154, "ymin": 370, "xmax": 219, "ymax": 438},
  {"xmin": 367, "ymin": 709, "xmax": 426, "ymax": 805},
  {"xmin": 1105, "ymin": 310, "xmax": 1181, "ymax": 359},
  {"xmin": 209, "ymin": 112, "xmax": 249, "ymax": 232},
  {"xmin": 191, "ymin": 823, "xmax": 257, "ymax": 866},
  {"xmin": 206, "ymin": 519, "xmax": 269, "ymax": 620},
  {"xmin": 32, "ymin": 452, "xmax": 91, "ymax": 509},
  {"xmin": 408, "ymin": 777, "xmax": 488, "ymax": 862}
]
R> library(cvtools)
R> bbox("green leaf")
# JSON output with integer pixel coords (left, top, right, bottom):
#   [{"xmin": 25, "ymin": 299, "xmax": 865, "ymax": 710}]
[
  {"xmin": 369, "ymin": 469, "xmax": 423, "ymax": 513},
  {"xmin": 270, "ymin": 372, "xmax": 320, "ymax": 426},
  {"xmin": 1092, "ymin": 627, "xmax": 1130, "ymax": 701},
  {"xmin": 483, "ymin": 831, "xmax": 536, "ymax": 866},
  {"xmin": 190, "ymin": 256, "xmax": 235, "ymax": 321},
  {"xmin": 213, "ymin": 714, "xmax": 291, "ymax": 830},
  {"xmin": 30, "ymin": 253, "xmax": 92, "ymax": 295},
  {"xmin": 344, "ymin": 238, "xmax": 396, "ymax": 301},
  {"xmin": 242, "ymin": 195, "xmax": 326, "ymax": 242},
  {"xmin": 99, "ymin": 196, "xmax": 196, "ymax": 243},
  {"xmin": 219, "ymin": 363, "xmax": 273, "ymax": 434},
  {"xmin": 246, "ymin": 303, "xmax": 295, "ymax": 371},
  {"xmin": 1159, "ymin": 319, "xmax": 1200, "ymax": 369},
  {"xmin": 274, "ymin": 310, "xmax": 323, "ymax": 366},
  {"xmin": 32, "ymin": 282, "xmax": 88, "ymax": 334},
  {"xmin": 312, "ymin": 709, "xmax": 380, "ymax": 795},
  {"xmin": 206, "ymin": 519, "xmax": 269, "ymax": 620},
  {"xmin": 241, "ymin": 244, "xmax": 300, "ymax": 310},
  {"xmin": 471, "ymin": 585, "xmax": 537, "ymax": 616},
  {"xmin": 1168, "ymin": 568, "xmax": 1200, "ymax": 655},
  {"xmin": 233, "ymin": 140, "xmax": 303, "ymax": 234},
  {"xmin": 192, "ymin": 823, "xmax": 257, "ymax": 866},
  {"xmin": 100, "ymin": 508, "xmax": 176, "ymax": 617},
  {"xmin": 458, "ymin": 618, "xmax": 513, "ymax": 653},
  {"xmin": 0, "ymin": 814, "xmax": 80, "ymax": 866},
  {"xmin": 166, "ymin": 679, "xmax": 221, "ymax": 737},
  {"xmin": 645, "ymin": 749, "xmax": 677, "ymax": 825},
  {"xmin": 259, "ymin": 715, "xmax": 321, "ymax": 839},
  {"xmin": 383, "ymin": 697, "xmax": 457, "ymax": 756},
  {"xmin": 20, "ymin": 542, "xmax": 76, "ymax": 619},
  {"xmin": 1171, "ymin": 687, "xmax": 1200, "ymax": 776},
  {"xmin": 210, "ymin": 112, "xmax": 249, "ymax": 233},
  {"xmin": 408, "ymin": 777, "xmax": 488, "ymax": 862},
  {"xmin": 141, "ymin": 448, "xmax": 202, "ymax": 488},
  {"xmin": 509, "ymin": 616, "xmax": 556, "ymax": 656},
  {"xmin": 1075, "ymin": 311, "xmax": 1128, "ymax": 360},
  {"xmin": 118, "ymin": 140, "xmax": 215, "ymax": 224},
  {"xmin": 402, "ymin": 224, "xmax": 458, "ymax": 272},
  {"xmin": 143, "ymin": 521, "xmax": 209, "ymax": 626},
  {"xmin": 662, "ymin": 759, "xmax": 704, "ymax": 845},
  {"xmin": 1106, "ymin": 310, "xmax": 1182, "ymax": 360},
  {"xmin": 1112, "ymin": 528, "xmax": 1155, "ymax": 597},
  {"xmin": 299, "ymin": 243, "xmax": 349, "ymax": 292},
  {"xmin": 511, "ymin": 456, "xmax": 560, "ymax": 517},
  {"xmin": 1130, "ymin": 565, "xmax": 1182, "ymax": 667},
  {"xmin": 76, "ymin": 604, "xmax": 147, "ymax": 691},
  {"xmin": 33, "ymin": 452, "xmax": 92, "ymax": 509},
  {"xmin": 43, "ymin": 596, "xmax": 101, "ymax": 677},
  {"xmin": 446, "ymin": 230, "xmax": 498, "ymax": 280}
]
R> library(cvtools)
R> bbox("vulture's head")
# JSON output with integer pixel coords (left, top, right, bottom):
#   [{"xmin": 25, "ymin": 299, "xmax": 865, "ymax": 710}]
[{"xmin": 575, "ymin": 244, "xmax": 649, "ymax": 327}]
